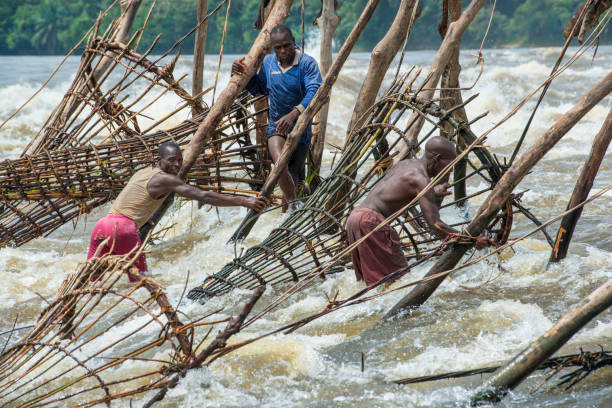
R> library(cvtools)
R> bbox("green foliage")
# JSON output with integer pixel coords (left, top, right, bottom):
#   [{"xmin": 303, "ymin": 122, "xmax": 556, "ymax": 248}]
[{"xmin": 0, "ymin": 0, "xmax": 610, "ymax": 55}]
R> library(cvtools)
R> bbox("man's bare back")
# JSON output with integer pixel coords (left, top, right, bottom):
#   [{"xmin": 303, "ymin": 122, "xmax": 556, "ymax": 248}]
[
  {"xmin": 361, "ymin": 159, "xmax": 432, "ymax": 218},
  {"xmin": 359, "ymin": 152, "xmax": 454, "ymax": 241},
  {"xmin": 358, "ymin": 136, "xmax": 491, "ymax": 245}
]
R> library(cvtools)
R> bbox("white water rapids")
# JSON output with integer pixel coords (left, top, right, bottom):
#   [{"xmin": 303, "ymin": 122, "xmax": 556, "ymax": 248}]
[{"xmin": 0, "ymin": 45, "xmax": 610, "ymax": 407}]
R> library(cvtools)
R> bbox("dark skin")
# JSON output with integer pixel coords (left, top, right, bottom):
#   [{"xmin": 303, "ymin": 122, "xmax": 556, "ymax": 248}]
[
  {"xmin": 232, "ymin": 30, "xmax": 302, "ymax": 203},
  {"xmin": 147, "ymin": 147, "xmax": 267, "ymax": 212},
  {"xmin": 361, "ymin": 138, "xmax": 490, "ymax": 250}
]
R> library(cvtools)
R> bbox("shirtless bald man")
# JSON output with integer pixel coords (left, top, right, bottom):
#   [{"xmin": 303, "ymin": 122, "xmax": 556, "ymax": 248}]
[
  {"xmin": 346, "ymin": 136, "xmax": 490, "ymax": 287},
  {"xmin": 87, "ymin": 141, "xmax": 266, "ymax": 280}
]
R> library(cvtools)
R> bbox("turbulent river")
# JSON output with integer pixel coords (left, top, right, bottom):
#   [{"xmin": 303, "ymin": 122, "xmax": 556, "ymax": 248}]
[{"xmin": 0, "ymin": 45, "xmax": 611, "ymax": 407}]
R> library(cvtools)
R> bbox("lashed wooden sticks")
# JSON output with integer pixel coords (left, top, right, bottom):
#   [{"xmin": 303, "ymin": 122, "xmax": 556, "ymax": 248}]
[
  {"xmin": 1, "ymin": 0, "xmax": 269, "ymax": 249},
  {"xmin": 0, "ymin": 248, "xmax": 264, "ymax": 408},
  {"xmin": 187, "ymin": 71, "xmax": 514, "ymax": 300}
]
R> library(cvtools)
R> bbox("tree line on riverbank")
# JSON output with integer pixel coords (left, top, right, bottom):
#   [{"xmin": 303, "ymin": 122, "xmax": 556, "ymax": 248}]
[{"xmin": 0, "ymin": 0, "xmax": 610, "ymax": 55}]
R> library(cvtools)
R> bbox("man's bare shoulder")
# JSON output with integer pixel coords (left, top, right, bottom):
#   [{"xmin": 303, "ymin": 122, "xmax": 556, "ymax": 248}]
[
  {"xmin": 148, "ymin": 171, "xmax": 181, "ymax": 188},
  {"xmin": 390, "ymin": 160, "xmax": 427, "ymax": 184}
]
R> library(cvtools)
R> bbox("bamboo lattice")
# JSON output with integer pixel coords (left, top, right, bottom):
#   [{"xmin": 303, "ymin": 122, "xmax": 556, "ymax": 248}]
[
  {"xmin": 0, "ymin": 3, "xmax": 271, "ymax": 248},
  {"xmin": 0, "ymin": 243, "xmax": 264, "ymax": 407},
  {"xmin": 187, "ymin": 72, "xmax": 514, "ymax": 300},
  {"xmin": 0, "ymin": 93, "xmax": 270, "ymax": 248}
]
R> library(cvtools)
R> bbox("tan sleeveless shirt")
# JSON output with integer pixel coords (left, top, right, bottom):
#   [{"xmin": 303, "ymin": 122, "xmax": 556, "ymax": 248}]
[{"xmin": 109, "ymin": 167, "xmax": 168, "ymax": 228}]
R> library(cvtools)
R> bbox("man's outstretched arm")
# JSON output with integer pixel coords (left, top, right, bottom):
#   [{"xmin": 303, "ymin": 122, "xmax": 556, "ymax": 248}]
[
  {"xmin": 418, "ymin": 188, "xmax": 457, "ymax": 241},
  {"xmin": 150, "ymin": 173, "xmax": 266, "ymax": 212}
]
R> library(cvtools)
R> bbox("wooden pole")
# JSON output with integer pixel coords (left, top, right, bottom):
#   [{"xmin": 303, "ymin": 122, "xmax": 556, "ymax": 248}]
[
  {"xmin": 345, "ymin": 0, "xmax": 420, "ymax": 141},
  {"xmin": 253, "ymin": 0, "xmax": 275, "ymax": 180},
  {"xmin": 438, "ymin": 0, "xmax": 470, "ymax": 203},
  {"xmin": 549, "ymin": 107, "xmax": 612, "ymax": 262},
  {"xmin": 472, "ymin": 278, "xmax": 612, "ymax": 404},
  {"xmin": 192, "ymin": 0, "xmax": 209, "ymax": 117},
  {"xmin": 396, "ymin": 0, "xmax": 487, "ymax": 160},
  {"xmin": 142, "ymin": 286, "xmax": 266, "ymax": 407},
  {"xmin": 179, "ymin": 1, "xmax": 293, "ymax": 178},
  {"xmin": 138, "ymin": 0, "xmax": 293, "ymax": 239},
  {"xmin": 229, "ymin": 0, "xmax": 383, "ymax": 242},
  {"xmin": 310, "ymin": 0, "xmax": 340, "ymax": 184},
  {"xmin": 384, "ymin": 70, "xmax": 612, "ymax": 319}
]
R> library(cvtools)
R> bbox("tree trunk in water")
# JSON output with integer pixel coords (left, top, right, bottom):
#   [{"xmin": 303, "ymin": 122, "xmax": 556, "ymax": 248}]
[
  {"xmin": 438, "ymin": 0, "xmax": 469, "ymax": 204},
  {"xmin": 549, "ymin": 107, "xmax": 612, "ymax": 263},
  {"xmin": 192, "ymin": 0, "xmax": 208, "ymax": 117},
  {"xmin": 229, "ymin": 0, "xmax": 383, "ymax": 242},
  {"xmin": 472, "ymin": 278, "xmax": 612, "ymax": 404},
  {"xmin": 116, "ymin": 0, "xmax": 142, "ymax": 44},
  {"xmin": 345, "ymin": 0, "xmax": 420, "ymax": 143},
  {"xmin": 395, "ymin": 0, "xmax": 487, "ymax": 161},
  {"xmin": 254, "ymin": 0, "xmax": 275, "ymax": 180},
  {"xmin": 309, "ymin": 0, "xmax": 340, "ymax": 187},
  {"xmin": 384, "ymin": 70, "xmax": 612, "ymax": 319},
  {"xmin": 25, "ymin": 0, "xmax": 143, "ymax": 155}
]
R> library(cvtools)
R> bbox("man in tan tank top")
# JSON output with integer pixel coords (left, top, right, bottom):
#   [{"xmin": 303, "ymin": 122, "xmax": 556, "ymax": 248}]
[{"xmin": 87, "ymin": 141, "xmax": 267, "ymax": 280}]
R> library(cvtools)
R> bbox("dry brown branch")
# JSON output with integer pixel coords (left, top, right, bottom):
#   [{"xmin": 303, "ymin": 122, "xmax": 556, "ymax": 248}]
[{"xmin": 564, "ymin": 0, "xmax": 612, "ymax": 43}]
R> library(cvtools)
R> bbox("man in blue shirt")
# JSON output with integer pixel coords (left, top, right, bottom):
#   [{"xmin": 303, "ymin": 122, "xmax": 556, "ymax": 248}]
[{"xmin": 232, "ymin": 24, "xmax": 322, "ymax": 212}]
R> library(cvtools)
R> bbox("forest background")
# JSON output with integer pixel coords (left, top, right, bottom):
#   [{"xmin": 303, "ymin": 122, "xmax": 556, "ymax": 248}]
[{"xmin": 1, "ymin": 0, "xmax": 611, "ymax": 55}]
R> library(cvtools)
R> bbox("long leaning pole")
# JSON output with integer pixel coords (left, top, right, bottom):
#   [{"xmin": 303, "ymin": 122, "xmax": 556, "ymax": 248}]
[
  {"xmin": 472, "ymin": 278, "xmax": 612, "ymax": 404},
  {"xmin": 396, "ymin": 0, "xmax": 487, "ymax": 160},
  {"xmin": 384, "ymin": 70, "xmax": 612, "ymax": 319},
  {"xmin": 229, "ymin": 0, "xmax": 383, "ymax": 242},
  {"xmin": 192, "ymin": 0, "xmax": 209, "ymax": 116},
  {"xmin": 549, "ymin": 107, "xmax": 612, "ymax": 263},
  {"xmin": 138, "ymin": 0, "xmax": 294, "ymax": 239},
  {"xmin": 310, "ymin": 0, "xmax": 340, "ymax": 184}
]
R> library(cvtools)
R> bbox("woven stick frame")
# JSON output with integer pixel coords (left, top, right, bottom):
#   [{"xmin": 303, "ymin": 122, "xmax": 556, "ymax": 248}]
[
  {"xmin": 1, "ymin": 0, "xmax": 269, "ymax": 249},
  {"xmin": 0, "ymin": 244, "xmax": 263, "ymax": 407},
  {"xmin": 0, "ymin": 93, "xmax": 270, "ymax": 248},
  {"xmin": 188, "ymin": 72, "xmax": 512, "ymax": 300}
]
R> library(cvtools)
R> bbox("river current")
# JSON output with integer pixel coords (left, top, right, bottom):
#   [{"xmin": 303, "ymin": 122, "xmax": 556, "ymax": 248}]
[{"xmin": 0, "ymin": 45, "xmax": 610, "ymax": 407}]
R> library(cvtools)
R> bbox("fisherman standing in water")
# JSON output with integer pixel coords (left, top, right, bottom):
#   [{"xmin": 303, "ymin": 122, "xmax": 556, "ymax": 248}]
[
  {"xmin": 346, "ymin": 136, "xmax": 491, "ymax": 287},
  {"xmin": 232, "ymin": 24, "xmax": 322, "ymax": 213},
  {"xmin": 87, "ymin": 141, "xmax": 267, "ymax": 279}
]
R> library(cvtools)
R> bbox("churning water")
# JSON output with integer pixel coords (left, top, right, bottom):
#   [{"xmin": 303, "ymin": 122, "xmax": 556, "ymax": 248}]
[{"xmin": 0, "ymin": 45, "xmax": 610, "ymax": 407}]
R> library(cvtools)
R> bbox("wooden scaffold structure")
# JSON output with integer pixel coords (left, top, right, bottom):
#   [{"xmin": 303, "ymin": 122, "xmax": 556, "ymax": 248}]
[
  {"xmin": 0, "ymin": 245, "xmax": 267, "ymax": 407},
  {"xmin": 0, "ymin": 0, "xmax": 272, "ymax": 248},
  {"xmin": 0, "ymin": 0, "xmax": 611, "ymax": 406},
  {"xmin": 188, "ymin": 71, "xmax": 516, "ymax": 300}
]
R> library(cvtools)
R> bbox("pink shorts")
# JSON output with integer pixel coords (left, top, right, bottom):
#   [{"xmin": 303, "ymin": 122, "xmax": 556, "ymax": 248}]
[
  {"xmin": 345, "ymin": 207, "xmax": 408, "ymax": 286},
  {"xmin": 87, "ymin": 214, "xmax": 147, "ymax": 281}
]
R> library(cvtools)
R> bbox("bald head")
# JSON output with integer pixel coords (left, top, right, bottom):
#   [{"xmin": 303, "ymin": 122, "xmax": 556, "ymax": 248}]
[{"xmin": 425, "ymin": 136, "xmax": 457, "ymax": 160}]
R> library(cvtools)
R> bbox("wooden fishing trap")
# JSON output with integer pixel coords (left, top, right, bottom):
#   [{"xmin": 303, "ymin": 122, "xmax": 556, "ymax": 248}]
[
  {"xmin": 0, "ymin": 5, "xmax": 271, "ymax": 248},
  {"xmin": 187, "ymin": 71, "xmax": 517, "ymax": 300},
  {"xmin": 0, "ymin": 92, "xmax": 270, "ymax": 248},
  {"xmin": 0, "ymin": 243, "xmax": 265, "ymax": 407}
]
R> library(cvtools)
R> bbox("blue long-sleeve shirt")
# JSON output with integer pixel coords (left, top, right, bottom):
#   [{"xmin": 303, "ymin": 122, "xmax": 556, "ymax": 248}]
[{"xmin": 246, "ymin": 51, "xmax": 322, "ymax": 145}]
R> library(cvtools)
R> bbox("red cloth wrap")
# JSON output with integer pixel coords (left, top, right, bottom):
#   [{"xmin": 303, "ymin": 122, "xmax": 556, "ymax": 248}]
[
  {"xmin": 345, "ymin": 207, "xmax": 408, "ymax": 286},
  {"xmin": 87, "ymin": 214, "xmax": 148, "ymax": 281}
]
